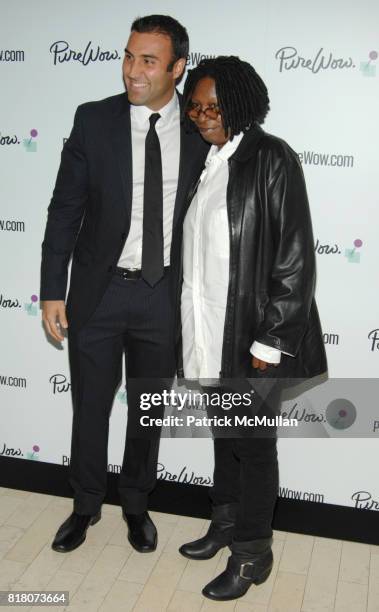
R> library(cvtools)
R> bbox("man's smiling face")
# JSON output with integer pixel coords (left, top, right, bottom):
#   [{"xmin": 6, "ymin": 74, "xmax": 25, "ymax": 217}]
[{"xmin": 123, "ymin": 31, "xmax": 185, "ymax": 111}]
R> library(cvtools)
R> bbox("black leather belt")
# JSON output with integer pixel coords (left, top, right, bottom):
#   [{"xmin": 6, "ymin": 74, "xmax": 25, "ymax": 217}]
[{"xmin": 115, "ymin": 266, "xmax": 170, "ymax": 280}]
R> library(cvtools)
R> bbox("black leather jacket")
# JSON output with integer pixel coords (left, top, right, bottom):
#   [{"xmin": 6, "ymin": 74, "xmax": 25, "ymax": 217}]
[{"xmin": 178, "ymin": 124, "xmax": 327, "ymax": 380}]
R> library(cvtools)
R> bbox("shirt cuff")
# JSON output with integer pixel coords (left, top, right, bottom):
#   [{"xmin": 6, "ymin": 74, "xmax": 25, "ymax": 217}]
[{"xmin": 250, "ymin": 341, "xmax": 282, "ymax": 364}]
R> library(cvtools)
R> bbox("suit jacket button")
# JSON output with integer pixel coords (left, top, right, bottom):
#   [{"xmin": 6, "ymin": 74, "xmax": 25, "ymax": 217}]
[
  {"xmin": 108, "ymin": 265, "xmax": 113, "ymax": 272},
  {"xmin": 121, "ymin": 232, "xmax": 126, "ymax": 240}
]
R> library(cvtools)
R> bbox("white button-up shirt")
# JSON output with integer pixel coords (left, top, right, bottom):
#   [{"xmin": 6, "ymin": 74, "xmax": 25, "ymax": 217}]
[
  {"xmin": 181, "ymin": 132, "xmax": 282, "ymax": 379},
  {"xmin": 117, "ymin": 92, "xmax": 180, "ymax": 269}
]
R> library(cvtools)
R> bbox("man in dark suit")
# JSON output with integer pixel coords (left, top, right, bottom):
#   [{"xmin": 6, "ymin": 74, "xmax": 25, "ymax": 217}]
[{"xmin": 40, "ymin": 15, "xmax": 208, "ymax": 554}]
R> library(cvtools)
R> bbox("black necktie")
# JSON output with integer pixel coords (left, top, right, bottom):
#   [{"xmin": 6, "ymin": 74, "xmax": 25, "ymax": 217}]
[{"xmin": 141, "ymin": 113, "xmax": 164, "ymax": 286}]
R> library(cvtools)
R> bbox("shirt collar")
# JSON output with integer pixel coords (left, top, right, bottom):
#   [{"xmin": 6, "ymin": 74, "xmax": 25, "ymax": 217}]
[
  {"xmin": 205, "ymin": 132, "xmax": 245, "ymax": 165},
  {"xmin": 130, "ymin": 91, "xmax": 179, "ymax": 126}
]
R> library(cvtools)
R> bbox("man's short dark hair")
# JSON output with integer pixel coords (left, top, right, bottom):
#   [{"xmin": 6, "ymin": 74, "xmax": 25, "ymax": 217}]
[
  {"xmin": 182, "ymin": 56, "xmax": 270, "ymax": 138},
  {"xmin": 131, "ymin": 14, "xmax": 189, "ymax": 70}
]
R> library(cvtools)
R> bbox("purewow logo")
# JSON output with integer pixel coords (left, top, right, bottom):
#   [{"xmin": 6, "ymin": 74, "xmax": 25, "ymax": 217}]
[
  {"xmin": 323, "ymin": 332, "xmax": 339, "ymax": 346},
  {"xmin": 157, "ymin": 462, "xmax": 212, "ymax": 486},
  {"xmin": 344, "ymin": 238, "xmax": 362, "ymax": 263},
  {"xmin": 351, "ymin": 491, "xmax": 379, "ymax": 510},
  {"xmin": 314, "ymin": 237, "xmax": 363, "ymax": 263},
  {"xmin": 0, "ymin": 292, "xmax": 39, "ymax": 314},
  {"xmin": 0, "ymin": 442, "xmax": 23, "ymax": 457},
  {"xmin": 0, "ymin": 49, "xmax": 25, "ymax": 62},
  {"xmin": 24, "ymin": 294, "xmax": 39, "ymax": 316},
  {"xmin": 299, "ymin": 150, "xmax": 354, "ymax": 168},
  {"xmin": 360, "ymin": 50, "xmax": 377, "ymax": 77},
  {"xmin": 26, "ymin": 445, "xmax": 40, "ymax": 461},
  {"xmin": 50, "ymin": 374, "xmax": 71, "ymax": 394},
  {"xmin": 0, "ymin": 133, "xmax": 19, "ymax": 146},
  {"xmin": 0, "ymin": 293, "xmax": 21, "ymax": 309},
  {"xmin": 186, "ymin": 52, "xmax": 216, "ymax": 68},
  {"xmin": 50, "ymin": 41, "xmax": 121, "ymax": 66},
  {"xmin": 23, "ymin": 129, "xmax": 38, "ymax": 152},
  {"xmin": 314, "ymin": 240, "xmax": 341, "ymax": 256},
  {"xmin": 0, "ymin": 443, "xmax": 39, "ymax": 460},
  {"xmin": 275, "ymin": 47, "xmax": 377, "ymax": 77},
  {"xmin": 368, "ymin": 329, "xmax": 379, "ymax": 352},
  {"xmin": 0, "ymin": 128, "xmax": 38, "ymax": 152}
]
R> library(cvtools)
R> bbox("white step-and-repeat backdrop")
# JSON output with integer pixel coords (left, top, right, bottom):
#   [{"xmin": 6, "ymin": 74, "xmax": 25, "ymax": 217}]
[{"xmin": 1, "ymin": 0, "xmax": 378, "ymax": 513}]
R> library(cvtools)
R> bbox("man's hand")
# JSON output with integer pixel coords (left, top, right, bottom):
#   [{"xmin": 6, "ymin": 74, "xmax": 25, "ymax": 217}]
[
  {"xmin": 42, "ymin": 300, "xmax": 68, "ymax": 342},
  {"xmin": 252, "ymin": 356, "xmax": 279, "ymax": 371}
]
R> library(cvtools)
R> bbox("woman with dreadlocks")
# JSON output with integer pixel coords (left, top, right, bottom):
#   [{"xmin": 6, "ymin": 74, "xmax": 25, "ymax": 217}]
[{"xmin": 178, "ymin": 56, "xmax": 327, "ymax": 601}]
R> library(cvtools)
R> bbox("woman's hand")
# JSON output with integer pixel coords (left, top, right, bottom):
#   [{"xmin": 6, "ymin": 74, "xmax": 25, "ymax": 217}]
[{"xmin": 252, "ymin": 356, "xmax": 279, "ymax": 371}]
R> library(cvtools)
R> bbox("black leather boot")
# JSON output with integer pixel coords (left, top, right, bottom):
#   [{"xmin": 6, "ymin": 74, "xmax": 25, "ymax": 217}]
[
  {"xmin": 51, "ymin": 511, "xmax": 101, "ymax": 552},
  {"xmin": 202, "ymin": 537, "xmax": 273, "ymax": 601},
  {"xmin": 179, "ymin": 503, "xmax": 238, "ymax": 560}
]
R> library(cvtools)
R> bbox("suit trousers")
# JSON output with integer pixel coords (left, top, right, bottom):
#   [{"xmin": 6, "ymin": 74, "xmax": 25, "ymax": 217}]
[
  {"xmin": 67, "ymin": 269, "xmax": 176, "ymax": 515},
  {"xmin": 208, "ymin": 383, "xmax": 280, "ymax": 541}
]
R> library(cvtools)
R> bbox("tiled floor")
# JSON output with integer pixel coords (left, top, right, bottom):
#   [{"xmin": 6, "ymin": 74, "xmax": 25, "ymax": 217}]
[{"xmin": 0, "ymin": 486, "xmax": 378, "ymax": 611}]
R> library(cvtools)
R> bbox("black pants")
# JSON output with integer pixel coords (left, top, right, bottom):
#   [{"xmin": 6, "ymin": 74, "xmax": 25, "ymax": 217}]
[
  {"xmin": 67, "ymin": 270, "xmax": 175, "ymax": 515},
  {"xmin": 208, "ymin": 383, "xmax": 280, "ymax": 541}
]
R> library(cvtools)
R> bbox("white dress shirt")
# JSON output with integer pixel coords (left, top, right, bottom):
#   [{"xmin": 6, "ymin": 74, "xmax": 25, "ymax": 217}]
[
  {"xmin": 181, "ymin": 132, "xmax": 282, "ymax": 379},
  {"xmin": 117, "ymin": 92, "xmax": 180, "ymax": 269}
]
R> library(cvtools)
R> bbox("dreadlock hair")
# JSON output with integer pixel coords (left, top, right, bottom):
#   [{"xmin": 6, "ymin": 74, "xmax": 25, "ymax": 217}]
[
  {"xmin": 182, "ymin": 56, "xmax": 270, "ymax": 138},
  {"xmin": 131, "ymin": 15, "xmax": 189, "ymax": 71}
]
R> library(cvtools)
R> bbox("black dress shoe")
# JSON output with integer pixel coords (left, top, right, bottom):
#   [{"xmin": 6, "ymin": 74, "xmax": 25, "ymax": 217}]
[
  {"xmin": 123, "ymin": 510, "xmax": 157, "ymax": 552},
  {"xmin": 202, "ymin": 538, "xmax": 273, "ymax": 601},
  {"xmin": 51, "ymin": 511, "xmax": 101, "ymax": 553},
  {"xmin": 179, "ymin": 503, "xmax": 237, "ymax": 560}
]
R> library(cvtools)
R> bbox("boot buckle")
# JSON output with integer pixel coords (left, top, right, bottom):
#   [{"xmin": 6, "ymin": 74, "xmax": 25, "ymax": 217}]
[{"xmin": 239, "ymin": 561, "xmax": 255, "ymax": 579}]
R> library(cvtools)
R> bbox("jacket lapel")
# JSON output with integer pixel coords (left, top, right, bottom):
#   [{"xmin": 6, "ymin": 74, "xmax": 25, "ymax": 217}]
[
  {"xmin": 172, "ymin": 121, "xmax": 196, "ymax": 229},
  {"xmin": 108, "ymin": 94, "xmax": 133, "ymax": 223}
]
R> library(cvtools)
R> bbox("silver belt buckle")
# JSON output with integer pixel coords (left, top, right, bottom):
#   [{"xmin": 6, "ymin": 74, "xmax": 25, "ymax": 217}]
[{"xmin": 122, "ymin": 268, "xmax": 138, "ymax": 280}]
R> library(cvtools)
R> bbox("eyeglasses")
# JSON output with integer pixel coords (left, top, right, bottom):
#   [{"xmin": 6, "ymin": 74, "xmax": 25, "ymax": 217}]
[{"xmin": 186, "ymin": 102, "xmax": 221, "ymax": 120}]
